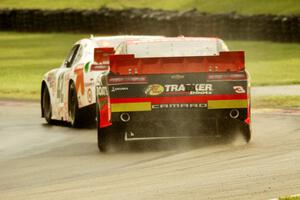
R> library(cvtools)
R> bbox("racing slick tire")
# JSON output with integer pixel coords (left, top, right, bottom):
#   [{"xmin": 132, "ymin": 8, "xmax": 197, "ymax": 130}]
[
  {"xmin": 69, "ymin": 83, "xmax": 82, "ymax": 128},
  {"xmin": 97, "ymin": 109, "xmax": 125, "ymax": 152},
  {"xmin": 97, "ymin": 123, "xmax": 125, "ymax": 152},
  {"xmin": 42, "ymin": 86, "xmax": 53, "ymax": 124},
  {"xmin": 221, "ymin": 120, "xmax": 251, "ymax": 143},
  {"xmin": 241, "ymin": 124, "xmax": 251, "ymax": 143}
]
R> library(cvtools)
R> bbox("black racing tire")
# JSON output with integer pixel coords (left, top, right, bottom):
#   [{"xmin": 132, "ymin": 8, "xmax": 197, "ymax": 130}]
[
  {"xmin": 69, "ymin": 83, "xmax": 81, "ymax": 128},
  {"xmin": 97, "ymin": 126, "xmax": 111, "ymax": 152},
  {"xmin": 97, "ymin": 109, "xmax": 125, "ymax": 152},
  {"xmin": 220, "ymin": 120, "xmax": 251, "ymax": 143},
  {"xmin": 241, "ymin": 124, "xmax": 251, "ymax": 143},
  {"xmin": 42, "ymin": 86, "xmax": 53, "ymax": 124}
]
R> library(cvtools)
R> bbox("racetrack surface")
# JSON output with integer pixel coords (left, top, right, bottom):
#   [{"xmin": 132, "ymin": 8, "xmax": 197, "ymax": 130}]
[{"xmin": 0, "ymin": 100, "xmax": 300, "ymax": 200}]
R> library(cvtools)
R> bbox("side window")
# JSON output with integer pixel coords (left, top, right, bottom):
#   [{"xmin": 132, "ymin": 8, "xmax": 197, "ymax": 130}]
[
  {"xmin": 65, "ymin": 44, "xmax": 80, "ymax": 68},
  {"xmin": 73, "ymin": 45, "xmax": 83, "ymax": 65}
]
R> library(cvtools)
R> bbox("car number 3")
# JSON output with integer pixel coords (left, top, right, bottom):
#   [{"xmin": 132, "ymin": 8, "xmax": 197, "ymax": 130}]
[{"xmin": 233, "ymin": 86, "xmax": 246, "ymax": 93}]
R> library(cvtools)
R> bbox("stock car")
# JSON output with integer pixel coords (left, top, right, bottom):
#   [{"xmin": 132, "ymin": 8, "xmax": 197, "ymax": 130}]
[
  {"xmin": 95, "ymin": 37, "xmax": 252, "ymax": 151},
  {"xmin": 41, "ymin": 35, "xmax": 163, "ymax": 127}
]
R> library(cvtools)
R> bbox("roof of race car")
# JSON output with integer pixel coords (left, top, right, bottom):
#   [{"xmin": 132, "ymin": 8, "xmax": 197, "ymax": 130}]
[
  {"xmin": 91, "ymin": 35, "xmax": 164, "ymax": 48},
  {"xmin": 115, "ymin": 37, "xmax": 229, "ymax": 58}
]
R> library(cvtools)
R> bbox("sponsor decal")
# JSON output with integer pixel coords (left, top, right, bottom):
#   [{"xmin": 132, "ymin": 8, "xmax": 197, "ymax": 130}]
[
  {"xmin": 84, "ymin": 62, "xmax": 90, "ymax": 73},
  {"xmin": 145, "ymin": 84, "xmax": 164, "ymax": 96},
  {"xmin": 74, "ymin": 65, "xmax": 85, "ymax": 95},
  {"xmin": 97, "ymin": 86, "xmax": 108, "ymax": 96},
  {"xmin": 47, "ymin": 75, "xmax": 55, "ymax": 90},
  {"xmin": 152, "ymin": 103, "xmax": 207, "ymax": 109},
  {"xmin": 57, "ymin": 72, "xmax": 65, "ymax": 102},
  {"xmin": 111, "ymin": 87, "xmax": 129, "ymax": 92},
  {"xmin": 87, "ymin": 88, "xmax": 92, "ymax": 103},
  {"xmin": 233, "ymin": 86, "xmax": 246, "ymax": 93},
  {"xmin": 165, "ymin": 83, "xmax": 213, "ymax": 95},
  {"xmin": 84, "ymin": 82, "xmax": 94, "ymax": 87},
  {"xmin": 171, "ymin": 74, "xmax": 185, "ymax": 80},
  {"xmin": 108, "ymin": 76, "xmax": 147, "ymax": 85}
]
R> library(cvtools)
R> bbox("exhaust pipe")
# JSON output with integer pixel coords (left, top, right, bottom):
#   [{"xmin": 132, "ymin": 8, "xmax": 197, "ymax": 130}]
[
  {"xmin": 120, "ymin": 113, "xmax": 130, "ymax": 122},
  {"xmin": 229, "ymin": 109, "xmax": 239, "ymax": 119}
]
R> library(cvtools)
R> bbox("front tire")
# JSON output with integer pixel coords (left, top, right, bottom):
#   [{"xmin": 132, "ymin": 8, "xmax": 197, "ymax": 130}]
[{"xmin": 42, "ymin": 86, "xmax": 52, "ymax": 124}]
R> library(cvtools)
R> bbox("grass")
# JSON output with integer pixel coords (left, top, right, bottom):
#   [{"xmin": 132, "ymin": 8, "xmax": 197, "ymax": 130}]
[
  {"xmin": 0, "ymin": 32, "xmax": 299, "ymax": 101},
  {"xmin": 228, "ymin": 41, "xmax": 300, "ymax": 86},
  {"xmin": 252, "ymin": 96, "xmax": 300, "ymax": 109},
  {"xmin": 279, "ymin": 196, "xmax": 300, "ymax": 200},
  {"xmin": 0, "ymin": 0, "xmax": 299, "ymax": 15},
  {"xmin": 0, "ymin": 32, "xmax": 86, "ymax": 99}
]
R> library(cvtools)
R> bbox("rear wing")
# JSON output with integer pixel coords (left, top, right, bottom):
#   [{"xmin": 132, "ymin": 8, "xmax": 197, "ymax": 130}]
[
  {"xmin": 109, "ymin": 51, "xmax": 245, "ymax": 75},
  {"xmin": 92, "ymin": 47, "xmax": 115, "ymax": 71}
]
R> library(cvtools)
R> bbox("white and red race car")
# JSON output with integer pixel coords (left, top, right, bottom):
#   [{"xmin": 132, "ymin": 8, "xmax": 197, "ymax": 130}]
[
  {"xmin": 95, "ymin": 37, "xmax": 251, "ymax": 151},
  {"xmin": 41, "ymin": 35, "xmax": 163, "ymax": 127}
]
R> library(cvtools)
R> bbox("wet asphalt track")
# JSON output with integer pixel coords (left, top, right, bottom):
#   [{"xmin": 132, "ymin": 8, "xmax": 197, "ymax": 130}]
[{"xmin": 0, "ymin": 100, "xmax": 300, "ymax": 200}]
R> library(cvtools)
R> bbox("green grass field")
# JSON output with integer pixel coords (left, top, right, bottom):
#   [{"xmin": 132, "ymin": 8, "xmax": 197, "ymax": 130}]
[
  {"xmin": 0, "ymin": 32, "xmax": 86, "ymax": 99},
  {"xmin": 253, "ymin": 96, "xmax": 300, "ymax": 108},
  {"xmin": 0, "ymin": 32, "xmax": 299, "ymax": 102},
  {"xmin": 0, "ymin": 0, "xmax": 299, "ymax": 15},
  {"xmin": 279, "ymin": 196, "xmax": 300, "ymax": 200}
]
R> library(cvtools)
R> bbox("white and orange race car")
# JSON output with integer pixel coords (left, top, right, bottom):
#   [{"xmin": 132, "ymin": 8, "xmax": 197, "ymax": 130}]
[{"xmin": 41, "ymin": 35, "xmax": 163, "ymax": 127}]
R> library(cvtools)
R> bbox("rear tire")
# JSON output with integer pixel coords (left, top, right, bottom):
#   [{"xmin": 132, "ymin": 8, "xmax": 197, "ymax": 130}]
[
  {"xmin": 97, "ymin": 108, "xmax": 125, "ymax": 152},
  {"xmin": 97, "ymin": 126, "xmax": 111, "ymax": 152},
  {"xmin": 98, "ymin": 124, "xmax": 126, "ymax": 152},
  {"xmin": 42, "ymin": 86, "xmax": 52, "ymax": 124},
  {"xmin": 69, "ymin": 83, "xmax": 81, "ymax": 128},
  {"xmin": 241, "ymin": 124, "xmax": 251, "ymax": 143},
  {"xmin": 221, "ymin": 120, "xmax": 251, "ymax": 143}
]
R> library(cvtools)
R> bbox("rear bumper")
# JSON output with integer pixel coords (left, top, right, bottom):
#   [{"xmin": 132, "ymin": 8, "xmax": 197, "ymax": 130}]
[{"xmin": 112, "ymin": 108, "xmax": 249, "ymax": 140}]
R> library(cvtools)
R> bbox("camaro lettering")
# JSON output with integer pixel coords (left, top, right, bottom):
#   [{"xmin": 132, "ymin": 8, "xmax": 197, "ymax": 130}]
[{"xmin": 152, "ymin": 103, "xmax": 207, "ymax": 109}]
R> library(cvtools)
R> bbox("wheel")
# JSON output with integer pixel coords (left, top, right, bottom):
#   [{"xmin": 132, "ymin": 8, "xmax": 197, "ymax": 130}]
[
  {"xmin": 220, "ymin": 120, "xmax": 251, "ymax": 143},
  {"xmin": 97, "ymin": 111, "xmax": 125, "ymax": 152},
  {"xmin": 42, "ymin": 86, "xmax": 52, "ymax": 124},
  {"xmin": 97, "ymin": 126, "xmax": 111, "ymax": 152},
  {"xmin": 241, "ymin": 124, "xmax": 251, "ymax": 143},
  {"xmin": 69, "ymin": 83, "xmax": 81, "ymax": 127}
]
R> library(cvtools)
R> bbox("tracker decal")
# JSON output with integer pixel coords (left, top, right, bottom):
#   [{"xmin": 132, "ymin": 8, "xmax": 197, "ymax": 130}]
[{"xmin": 145, "ymin": 84, "xmax": 164, "ymax": 96}]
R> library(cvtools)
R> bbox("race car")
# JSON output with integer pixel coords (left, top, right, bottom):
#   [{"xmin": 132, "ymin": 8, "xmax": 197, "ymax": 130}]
[
  {"xmin": 41, "ymin": 35, "xmax": 163, "ymax": 127},
  {"xmin": 95, "ymin": 37, "xmax": 251, "ymax": 152}
]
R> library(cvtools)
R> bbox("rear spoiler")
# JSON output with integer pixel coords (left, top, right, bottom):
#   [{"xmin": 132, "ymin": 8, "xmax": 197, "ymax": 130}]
[
  {"xmin": 109, "ymin": 51, "xmax": 245, "ymax": 75},
  {"xmin": 92, "ymin": 47, "xmax": 115, "ymax": 71},
  {"xmin": 94, "ymin": 47, "xmax": 115, "ymax": 64}
]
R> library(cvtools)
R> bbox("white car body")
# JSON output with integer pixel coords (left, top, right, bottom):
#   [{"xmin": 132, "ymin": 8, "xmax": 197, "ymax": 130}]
[
  {"xmin": 41, "ymin": 35, "xmax": 163, "ymax": 124},
  {"xmin": 115, "ymin": 37, "xmax": 229, "ymax": 57}
]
